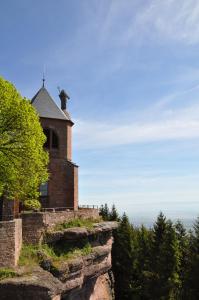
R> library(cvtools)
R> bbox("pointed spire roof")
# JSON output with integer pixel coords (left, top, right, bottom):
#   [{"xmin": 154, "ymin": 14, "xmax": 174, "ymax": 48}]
[{"xmin": 31, "ymin": 86, "xmax": 72, "ymax": 122}]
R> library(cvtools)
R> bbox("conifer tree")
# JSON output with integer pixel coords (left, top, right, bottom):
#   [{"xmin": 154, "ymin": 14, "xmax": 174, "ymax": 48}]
[
  {"xmin": 99, "ymin": 203, "xmax": 110, "ymax": 220},
  {"xmin": 175, "ymin": 221, "xmax": 188, "ymax": 299},
  {"xmin": 183, "ymin": 218, "xmax": 199, "ymax": 299},
  {"xmin": 109, "ymin": 204, "xmax": 119, "ymax": 221},
  {"xmin": 136, "ymin": 225, "xmax": 153, "ymax": 299},
  {"xmin": 99, "ymin": 204, "xmax": 105, "ymax": 219},
  {"xmin": 112, "ymin": 213, "xmax": 136, "ymax": 300},
  {"xmin": 150, "ymin": 213, "xmax": 180, "ymax": 299}
]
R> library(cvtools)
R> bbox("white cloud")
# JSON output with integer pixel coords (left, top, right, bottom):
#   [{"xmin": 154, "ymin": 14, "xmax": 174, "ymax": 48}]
[
  {"xmin": 74, "ymin": 102, "xmax": 199, "ymax": 149},
  {"xmin": 134, "ymin": 0, "xmax": 199, "ymax": 44},
  {"xmin": 99, "ymin": 0, "xmax": 199, "ymax": 46}
]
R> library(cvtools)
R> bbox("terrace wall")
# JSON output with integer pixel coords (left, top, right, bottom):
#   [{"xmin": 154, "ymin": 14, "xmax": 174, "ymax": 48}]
[
  {"xmin": 0, "ymin": 219, "xmax": 22, "ymax": 268},
  {"xmin": 22, "ymin": 208, "xmax": 99, "ymax": 245}
]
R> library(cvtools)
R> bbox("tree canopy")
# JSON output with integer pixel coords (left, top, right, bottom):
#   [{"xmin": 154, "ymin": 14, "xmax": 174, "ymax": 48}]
[
  {"xmin": 102, "ymin": 204, "xmax": 199, "ymax": 300},
  {"xmin": 0, "ymin": 76, "xmax": 48, "ymax": 201}
]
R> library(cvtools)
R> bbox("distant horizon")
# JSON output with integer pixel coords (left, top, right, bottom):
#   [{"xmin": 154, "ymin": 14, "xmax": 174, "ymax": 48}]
[
  {"xmin": 97, "ymin": 202, "xmax": 198, "ymax": 229},
  {"xmin": 129, "ymin": 215, "xmax": 196, "ymax": 230}
]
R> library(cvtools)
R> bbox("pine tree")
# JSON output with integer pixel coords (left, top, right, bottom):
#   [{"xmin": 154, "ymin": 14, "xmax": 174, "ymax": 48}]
[
  {"xmin": 112, "ymin": 213, "xmax": 136, "ymax": 300},
  {"xmin": 99, "ymin": 204, "xmax": 105, "ymax": 219},
  {"xmin": 109, "ymin": 204, "xmax": 120, "ymax": 221},
  {"xmin": 103, "ymin": 203, "xmax": 110, "ymax": 220},
  {"xmin": 183, "ymin": 217, "xmax": 199, "ymax": 299},
  {"xmin": 175, "ymin": 221, "xmax": 188, "ymax": 299},
  {"xmin": 136, "ymin": 225, "xmax": 153, "ymax": 299},
  {"xmin": 150, "ymin": 213, "xmax": 180, "ymax": 299},
  {"xmin": 99, "ymin": 203, "xmax": 110, "ymax": 220}
]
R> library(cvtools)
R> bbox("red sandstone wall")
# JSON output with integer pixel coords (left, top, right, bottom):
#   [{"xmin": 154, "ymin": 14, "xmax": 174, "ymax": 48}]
[
  {"xmin": 40, "ymin": 118, "xmax": 72, "ymax": 160},
  {"xmin": 0, "ymin": 219, "xmax": 22, "ymax": 268},
  {"xmin": 66, "ymin": 125, "xmax": 72, "ymax": 161},
  {"xmin": 39, "ymin": 118, "xmax": 78, "ymax": 209},
  {"xmin": 22, "ymin": 209, "xmax": 100, "ymax": 245}
]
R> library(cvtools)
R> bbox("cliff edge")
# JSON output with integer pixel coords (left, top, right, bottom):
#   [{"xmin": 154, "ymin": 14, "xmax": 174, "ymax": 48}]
[{"xmin": 0, "ymin": 221, "xmax": 118, "ymax": 300}]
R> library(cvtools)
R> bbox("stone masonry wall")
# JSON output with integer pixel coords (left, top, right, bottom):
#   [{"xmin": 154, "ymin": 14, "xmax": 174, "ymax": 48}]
[
  {"xmin": 0, "ymin": 219, "xmax": 22, "ymax": 268},
  {"xmin": 22, "ymin": 209, "xmax": 99, "ymax": 245},
  {"xmin": 40, "ymin": 118, "xmax": 78, "ymax": 210}
]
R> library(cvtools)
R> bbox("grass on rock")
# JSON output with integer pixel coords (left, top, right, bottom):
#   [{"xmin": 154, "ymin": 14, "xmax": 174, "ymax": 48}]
[
  {"xmin": 19, "ymin": 218, "xmax": 100, "ymax": 268},
  {"xmin": 19, "ymin": 241, "xmax": 92, "ymax": 267},
  {"xmin": 19, "ymin": 244, "xmax": 40, "ymax": 267},
  {"xmin": 0, "ymin": 268, "xmax": 16, "ymax": 281},
  {"xmin": 54, "ymin": 217, "xmax": 101, "ymax": 231}
]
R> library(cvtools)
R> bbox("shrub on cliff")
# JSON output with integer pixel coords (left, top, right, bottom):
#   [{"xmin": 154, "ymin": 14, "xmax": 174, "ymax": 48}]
[{"xmin": 0, "ymin": 76, "xmax": 48, "ymax": 201}]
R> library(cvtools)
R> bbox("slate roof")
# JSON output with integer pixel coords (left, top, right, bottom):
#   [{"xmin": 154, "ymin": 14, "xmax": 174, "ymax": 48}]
[{"xmin": 31, "ymin": 87, "xmax": 71, "ymax": 121}]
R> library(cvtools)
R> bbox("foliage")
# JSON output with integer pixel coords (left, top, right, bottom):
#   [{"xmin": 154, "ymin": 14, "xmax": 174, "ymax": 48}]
[
  {"xmin": 100, "ymin": 203, "xmax": 119, "ymax": 221},
  {"xmin": 101, "ymin": 203, "xmax": 199, "ymax": 300},
  {"xmin": 182, "ymin": 217, "xmax": 199, "ymax": 299},
  {"xmin": 112, "ymin": 213, "xmax": 136, "ymax": 300},
  {"xmin": 99, "ymin": 203, "xmax": 110, "ymax": 220},
  {"xmin": 24, "ymin": 199, "xmax": 41, "ymax": 211},
  {"xmin": 149, "ymin": 215, "xmax": 181, "ymax": 299},
  {"xmin": 0, "ymin": 76, "xmax": 48, "ymax": 201},
  {"xmin": 109, "ymin": 204, "xmax": 120, "ymax": 221},
  {"xmin": 0, "ymin": 268, "xmax": 16, "ymax": 281}
]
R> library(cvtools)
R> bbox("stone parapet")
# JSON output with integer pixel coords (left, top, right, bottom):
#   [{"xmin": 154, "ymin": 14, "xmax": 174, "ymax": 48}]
[{"xmin": 22, "ymin": 209, "xmax": 100, "ymax": 245}]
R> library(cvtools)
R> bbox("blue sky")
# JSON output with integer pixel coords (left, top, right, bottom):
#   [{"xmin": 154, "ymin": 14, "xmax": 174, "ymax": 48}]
[{"xmin": 1, "ymin": 0, "xmax": 199, "ymax": 224}]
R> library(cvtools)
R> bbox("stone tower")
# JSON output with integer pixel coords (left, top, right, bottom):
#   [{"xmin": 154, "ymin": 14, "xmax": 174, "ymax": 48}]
[{"xmin": 31, "ymin": 85, "xmax": 78, "ymax": 210}]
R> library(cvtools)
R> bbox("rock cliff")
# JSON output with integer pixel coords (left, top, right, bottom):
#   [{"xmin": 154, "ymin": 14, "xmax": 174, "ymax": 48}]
[{"xmin": 0, "ymin": 221, "xmax": 117, "ymax": 300}]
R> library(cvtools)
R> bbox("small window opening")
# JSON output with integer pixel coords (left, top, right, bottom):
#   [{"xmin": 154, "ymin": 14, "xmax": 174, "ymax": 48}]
[{"xmin": 52, "ymin": 131, "xmax": 59, "ymax": 148}]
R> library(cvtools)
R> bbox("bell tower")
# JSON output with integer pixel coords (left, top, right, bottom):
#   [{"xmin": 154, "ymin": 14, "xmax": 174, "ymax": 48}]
[{"xmin": 31, "ymin": 83, "xmax": 78, "ymax": 210}]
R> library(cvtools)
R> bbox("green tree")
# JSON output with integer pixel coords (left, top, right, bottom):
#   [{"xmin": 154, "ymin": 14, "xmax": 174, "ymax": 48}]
[
  {"xmin": 109, "ymin": 204, "xmax": 120, "ymax": 221},
  {"xmin": 183, "ymin": 218, "xmax": 199, "ymax": 299},
  {"xmin": 99, "ymin": 203, "xmax": 110, "ymax": 220},
  {"xmin": 174, "ymin": 221, "xmax": 188, "ymax": 299},
  {"xmin": 0, "ymin": 76, "xmax": 48, "ymax": 201},
  {"xmin": 150, "ymin": 214, "xmax": 180, "ymax": 300},
  {"xmin": 135, "ymin": 225, "xmax": 153, "ymax": 299},
  {"xmin": 112, "ymin": 213, "xmax": 136, "ymax": 300}
]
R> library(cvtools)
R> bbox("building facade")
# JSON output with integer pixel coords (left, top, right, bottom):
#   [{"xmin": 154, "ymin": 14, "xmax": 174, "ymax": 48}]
[{"xmin": 31, "ymin": 85, "xmax": 78, "ymax": 210}]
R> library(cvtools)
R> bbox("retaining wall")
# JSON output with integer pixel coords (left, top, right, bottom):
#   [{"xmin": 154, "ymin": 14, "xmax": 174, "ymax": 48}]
[
  {"xmin": 22, "ymin": 208, "xmax": 99, "ymax": 245},
  {"xmin": 0, "ymin": 219, "xmax": 22, "ymax": 268}
]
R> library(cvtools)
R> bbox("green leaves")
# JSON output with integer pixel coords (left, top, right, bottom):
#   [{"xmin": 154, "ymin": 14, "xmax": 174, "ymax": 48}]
[{"xmin": 0, "ymin": 76, "xmax": 48, "ymax": 201}]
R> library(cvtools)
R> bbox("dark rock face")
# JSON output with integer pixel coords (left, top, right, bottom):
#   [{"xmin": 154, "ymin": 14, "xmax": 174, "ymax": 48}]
[{"xmin": 0, "ymin": 222, "xmax": 118, "ymax": 300}]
